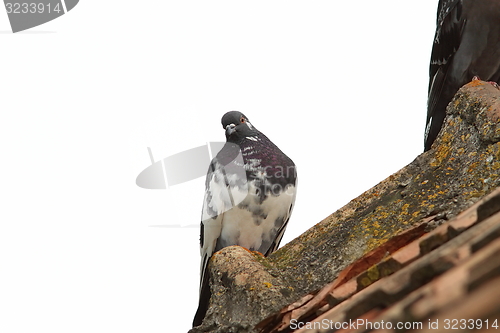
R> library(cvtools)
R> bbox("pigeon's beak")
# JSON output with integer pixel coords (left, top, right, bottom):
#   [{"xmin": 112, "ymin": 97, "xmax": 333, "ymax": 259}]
[{"xmin": 225, "ymin": 124, "xmax": 236, "ymax": 136}]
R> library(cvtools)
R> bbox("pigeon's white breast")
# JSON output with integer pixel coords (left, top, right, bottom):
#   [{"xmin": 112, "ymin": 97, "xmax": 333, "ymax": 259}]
[{"xmin": 218, "ymin": 180, "xmax": 296, "ymax": 253}]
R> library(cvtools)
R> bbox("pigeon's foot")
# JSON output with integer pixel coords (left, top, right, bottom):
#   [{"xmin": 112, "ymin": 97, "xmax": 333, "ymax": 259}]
[
  {"xmin": 471, "ymin": 75, "xmax": 500, "ymax": 90},
  {"xmin": 489, "ymin": 81, "xmax": 500, "ymax": 90},
  {"xmin": 471, "ymin": 76, "xmax": 499, "ymax": 89}
]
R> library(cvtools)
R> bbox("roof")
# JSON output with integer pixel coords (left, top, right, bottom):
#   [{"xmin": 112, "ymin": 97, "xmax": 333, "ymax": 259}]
[
  {"xmin": 259, "ymin": 187, "xmax": 500, "ymax": 333},
  {"xmin": 189, "ymin": 81, "xmax": 500, "ymax": 333}
]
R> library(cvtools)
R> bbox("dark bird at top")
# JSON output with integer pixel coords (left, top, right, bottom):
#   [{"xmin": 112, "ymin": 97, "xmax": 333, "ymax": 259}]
[
  {"xmin": 192, "ymin": 111, "xmax": 297, "ymax": 327},
  {"xmin": 425, "ymin": 0, "xmax": 500, "ymax": 151}
]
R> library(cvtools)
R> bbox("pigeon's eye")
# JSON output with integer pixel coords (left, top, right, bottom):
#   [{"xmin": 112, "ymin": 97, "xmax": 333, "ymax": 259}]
[{"xmin": 240, "ymin": 117, "xmax": 246, "ymax": 123}]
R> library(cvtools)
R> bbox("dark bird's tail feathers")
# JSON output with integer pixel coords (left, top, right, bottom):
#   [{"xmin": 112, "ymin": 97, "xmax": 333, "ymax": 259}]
[{"xmin": 192, "ymin": 265, "xmax": 211, "ymax": 327}]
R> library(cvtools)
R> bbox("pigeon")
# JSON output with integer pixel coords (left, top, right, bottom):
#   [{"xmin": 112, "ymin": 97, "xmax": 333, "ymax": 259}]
[
  {"xmin": 192, "ymin": 111, "xmax": 297, "ymax": 327},
  {"xmin": 424, "ymin": 0, "xmax": 500, "ymax": 151}
]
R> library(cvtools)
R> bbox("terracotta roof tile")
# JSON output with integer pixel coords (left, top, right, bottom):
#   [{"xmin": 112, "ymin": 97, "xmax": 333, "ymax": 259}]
[{"xmin": 270, "ymin": 188, "xmax": 500, "ymax": 333}]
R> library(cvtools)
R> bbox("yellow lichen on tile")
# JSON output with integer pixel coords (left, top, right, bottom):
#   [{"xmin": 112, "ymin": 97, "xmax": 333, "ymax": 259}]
[{"xmin": 367, "ymin": 265, "xmax": 380, "ymax": 281}]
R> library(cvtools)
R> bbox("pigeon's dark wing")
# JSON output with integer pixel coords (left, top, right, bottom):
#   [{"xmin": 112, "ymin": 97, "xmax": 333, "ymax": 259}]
[
  {"xmin": 428, "ymin": 0, "xmax": 463, "ymax": 93},
  {"xmin": 425, "ymin": 0, "xmax": 500, "ymax": 151},
  {"xmin": 192, "ymin": 159, "xmax": 227, "ymax": 327},
  {"xmin": 262, "ymin": 212, "xmax": 291, "ymax": 256},
  {"xmin": 425, "ymin": 0, "xmax": 464, "ymax": 151},
  {"xmin": 193, "ymin": 141, "xmax": 251, "ymax": 326}
]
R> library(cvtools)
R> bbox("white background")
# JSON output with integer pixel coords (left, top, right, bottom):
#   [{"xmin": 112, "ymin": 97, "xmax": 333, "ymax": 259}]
[{"xmin": 0, "ymin": 1, "xmax": 435, "ymax": 332}]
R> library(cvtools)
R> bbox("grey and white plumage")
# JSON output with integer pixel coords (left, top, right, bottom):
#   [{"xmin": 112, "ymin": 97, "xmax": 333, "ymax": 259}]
[
  {"xmin": 192, "ymin": 111, "xmax": 297, "ymax": 327},
  {"xmin": 425, "ymin": 0, "xmax": 500, "ymax": 151}
]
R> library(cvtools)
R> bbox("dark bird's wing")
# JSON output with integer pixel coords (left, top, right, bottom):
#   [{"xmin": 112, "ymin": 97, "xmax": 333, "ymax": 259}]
[
  {"xmin": 425, "ymin": 0, "xmax": 500, "ymax": 151},
  {"xmin": 193, "ymin": 141, "xmax": 251, "ymax": 326},
  {"xmin": 425, "ymin": 0, "xmax": 464, "ymax": 151},
  {"xmin": 192, "ymin": 159, "xmax": 227, "ymax": 327}
]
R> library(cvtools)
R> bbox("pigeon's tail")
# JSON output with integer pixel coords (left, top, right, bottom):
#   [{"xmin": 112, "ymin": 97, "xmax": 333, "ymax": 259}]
[{"xmin": 193, "ymin": 266, "xmax": 211, "ymax": 327}]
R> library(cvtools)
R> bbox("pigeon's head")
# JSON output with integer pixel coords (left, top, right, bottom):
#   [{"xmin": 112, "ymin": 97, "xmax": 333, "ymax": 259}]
[{"xmin": 221, "ymin": 111, "xmax": 258, "ymax": 142}]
